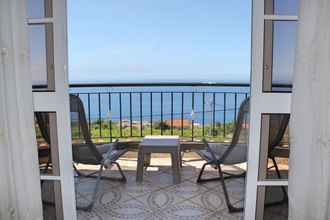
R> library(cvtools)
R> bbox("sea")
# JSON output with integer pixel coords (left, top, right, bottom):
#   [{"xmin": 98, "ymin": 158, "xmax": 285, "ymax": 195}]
[{"xmin": 69, "ymin": 86, "xmax": 250, "ymax": 125}]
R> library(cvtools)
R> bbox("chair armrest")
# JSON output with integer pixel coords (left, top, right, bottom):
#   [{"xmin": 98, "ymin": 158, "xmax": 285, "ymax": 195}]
[
  {"xmin": 202, "ymin": 139, "xmax": 219, "ymax": 163},
  {"xmin": 101, "ymin": 142, "xmax": 128, "ymax": 167}
]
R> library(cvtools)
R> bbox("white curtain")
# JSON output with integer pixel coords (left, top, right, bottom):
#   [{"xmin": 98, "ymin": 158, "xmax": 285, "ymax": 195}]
[
  {"xmin": 0, "ymin": 0, "xmax": 43, "ymax": 219},
  {"xmin": 289, "ymin": 1, "xmax": 330, "ymax": 219}
]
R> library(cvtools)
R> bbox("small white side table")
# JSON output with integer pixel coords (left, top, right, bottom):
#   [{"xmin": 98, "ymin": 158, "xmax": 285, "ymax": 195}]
[{"xmin": 136, "ymin": 136, "xmax": 181, "ymax": 184}]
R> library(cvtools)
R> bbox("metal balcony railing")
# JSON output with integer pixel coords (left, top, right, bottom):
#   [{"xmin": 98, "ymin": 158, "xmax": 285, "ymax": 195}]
[{"xmin": 69, "ymin": 83, "xmax": 250, "ymax": 142}]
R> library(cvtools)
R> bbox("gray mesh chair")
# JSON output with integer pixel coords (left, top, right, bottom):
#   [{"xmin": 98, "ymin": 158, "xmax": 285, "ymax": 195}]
[
  {"xmin": 36, "ymin": 94, "xmax": 128, "ymax": 211},
  {"xmin": 196, "ymin": 98, "xmax": 250, "ymax": 212},
  {"xmin": 197, "ymin": 98, "xmax": 290, "ymax": 212},
  {"xmin": 267, "ymin": 114, "xmax": 290, "ymax": 203}
]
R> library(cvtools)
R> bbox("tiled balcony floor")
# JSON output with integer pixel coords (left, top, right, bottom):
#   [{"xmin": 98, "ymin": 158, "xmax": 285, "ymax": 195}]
[
  {"xmin": 74, "ymin": 152, "xmax": 287, "ymax": 220},
  {"xmin": 75, "ymin": 151, "xmax": 243, "ymax": 220}
]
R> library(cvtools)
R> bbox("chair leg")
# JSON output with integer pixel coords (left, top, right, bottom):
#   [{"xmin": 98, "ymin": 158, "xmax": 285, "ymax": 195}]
[
  {"xmin": 223, "ymin": 171, "xmax": 246, "ymax": 180},
  {"xmin": 74, "ymin": 161, "xmax": 127, "ymax": 211},
  {"xmin": 197, "ymin": 162, "xmax": 245, "ymax": 183},
  {"xmin": 112, "ymin": 161, "xmax": 127, "ymax": 182},
  {"xmin": 271, "ymin": 157, "xmax": 288, "ymax": 202},
  {"xmin": 74, "ymin": 162, "xmax": 126, "ymax": 182},
  {"xmin": 217, "ymin": 164, "xmax": 244, "ymax": 213},
  {"xmin": 197, "ymin": 162, "xmax": 222, "ymax": 183},
  {"xmin": 76, "ymin": 164, "xmax": 104, "ymax": 211}
]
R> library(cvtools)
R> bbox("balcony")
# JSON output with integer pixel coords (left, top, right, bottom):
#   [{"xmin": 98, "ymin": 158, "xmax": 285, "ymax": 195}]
[{"xmin": 37, "ymin": 83, "xmax": 288, "ymax": 220}]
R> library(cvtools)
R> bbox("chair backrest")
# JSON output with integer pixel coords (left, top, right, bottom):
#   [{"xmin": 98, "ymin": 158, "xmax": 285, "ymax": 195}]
[
  {"xmin": 36, "ymin": 95, "xmax": 104, "ymax": 164},
  {"xmin": 203, "ymin": 97, "xmax": 289, "ymax": 164},
  {"xmin": 202, "ymin": 98, "xmax": 250, "ymax": 164},
  {"xmin": 35, "ymin": 112, "xmax": 51, "ymax": 145},
  {"xmin": 268, "ymin": 114, "xmax": 290, "ymax": 152},
  {"xmin": 230, "ymin": 98, "xmax": 250, "ymax": 147},
  {"xmin": 218, "ymin": 97, "xmax": 250, "ymax": 162},
  {"xmin": 69, "ymin": 94, "xmax": 103, "ymax": 163},
  {"xmin": 35, "ymin": 112, "xmax": 51, "ymax": 160}
]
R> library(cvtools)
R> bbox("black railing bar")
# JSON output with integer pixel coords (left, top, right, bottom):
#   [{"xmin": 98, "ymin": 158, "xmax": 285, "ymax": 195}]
[
  {"xmin": 234, "ymin": 93, "xmax": 237, "ymax": 121},
  {"xmin": 192, "ymin": 92, "xmax": 195, "ymax": 141},
  {"xmin": 212, "ymin": 93, "xmax": 216, "ymax": 137},
  {"xmin": 108, "ymin": 92, "xmax": 113, "ymax": 142},
  {"xmin": 85, "ymin": 108, "xmax": 240, "ymax": 121},
  {"xmin": 202, "ymin": 92, "xmax": 205, "ymax": 137},
  {"xmin": 129, "ymin": 92, "xmax": 133, "ymax": 137},
  {"xmin": 223, "ymin": 93, "xmax": 226, "ymax": 137},
  {"xmin": 119, "ymin": 93, "xmax": 122, "ymax": 137},
  {"xmin": 181, "ymin": 92, "xmax": 184, "ymax": 137},
  {"xmin": 150, "ymin": 93, "xmax": 153, "ymax": 135},
  {"xmin": 171, "ymin": 92, "xmax": 174, "ymax": 135},
  {"xmin": 76, "ymin": 93, "xmax": 81, "ymax": 138},
  {"xmin": 140, "ymin": 92, "xmax": 143, "ymax": 137},
  {"xmin": 88, "ymin": 93, "xmax": 91, "ymax": 132},
  {"xmin": 160, "ymin": 92, "xmax": 163, "ymax": 135},
  {"xmin": 98, "ymin": 93, "xmax": 102, "ymax": 138}
]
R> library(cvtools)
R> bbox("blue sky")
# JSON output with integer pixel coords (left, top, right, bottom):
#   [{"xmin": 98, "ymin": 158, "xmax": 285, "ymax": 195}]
[{"xmin": 67, "ymin": 0, "xmax": 252, "ymax": 83}]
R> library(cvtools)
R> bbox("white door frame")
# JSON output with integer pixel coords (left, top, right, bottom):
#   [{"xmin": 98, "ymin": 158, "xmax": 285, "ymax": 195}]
[
  {"xmin": 28, "ymin": 0, "xmax": 77, "ymax": 219},
  {"xmin": 244, "ymin": 0, "xmax": 298, "ymax": 219}
]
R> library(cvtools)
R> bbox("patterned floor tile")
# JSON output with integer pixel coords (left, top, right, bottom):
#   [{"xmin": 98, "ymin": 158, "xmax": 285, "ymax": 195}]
[
  {"xmin": 166, "ymin": 180, "xmax": 209, "ymax": 200},
  {"xmin": 77, "ymin": 207, "xmax": 105, "ymax": 220},
  {"xmin": 165, "ymin": 165, "xmax": 200, "ymax": 181},
  {"xmin": 99, "ymin": 199, "xmax": 154, "ymax": 220},
  {"xmin": 144, "ymin": 165, "xmax": 171, "ymax": 177},
  {"xmin": 157, "ymin": 200, "xmax": 214, "ymax": 220},
  {"xmin": 207, "ymin": 210, "xmax": 244, "ymax": 220},
  {"xmin": 144, "ymin": 172, "xmax": 176, "ymax": 188},
  {"xmin": 200, "ymin": 179, "xmax": 245, "ymax": 202},
  {"xmin": 97, "ymin": 185, "xmax": 133, "ymax": 207},
  {"xmin": 74, "ymin": 155, "xmax": 282, "ymax": 220},
  {"xmin": 188, "ymin": 189, "xmax": 227, "ymax": 212},
  {"xmin": 118, "ymin": 179, "xmax": 160, "ymax": 198},
  {"xmin": 134, "ymin": 188, "xmax": 186, "ymax": 211}
]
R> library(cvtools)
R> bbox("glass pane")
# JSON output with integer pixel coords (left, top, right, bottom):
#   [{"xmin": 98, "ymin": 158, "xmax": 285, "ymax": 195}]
[
  {"xmin": 265, "ymin": 0, "xmax": 299, "ymax": 15},
  {"xmin": 27, "ymin": 0, "xmax": 53, "ymax": 18},
  {"xmin": 259, "ymin": 114, "xmax": 290, "ymax": 181},
  {"xmin": 35, "ymin": 112, "xmax": 60, "ymax": 176},
  {"xmin": 263, "ymin": 20, "xmax": 297, "ymax": 92},
  {"xmin": 257, "ymin": 186, "xmax": 288, "ymax": 220},
  {"xmin": 41, "ymin": 180, "xmax": 63, "ymax": 220},
  {"xmin": 29, "ymin": 24, "xmax": 55, "ymax": 90}
]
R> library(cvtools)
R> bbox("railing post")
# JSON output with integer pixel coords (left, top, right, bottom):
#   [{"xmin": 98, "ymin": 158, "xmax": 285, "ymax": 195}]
[
  {"xmin": 129, "ymin": 92, "xmax": 133, "ymax": 137},
  {"xmin": 98, "ymin": 93, "xmax": 102, "ymax": 138},
  {"xmin": 223, "ymin": 93, "xmax": 226, "ymax": 138},
  {"xmin": 212, "ymin": 93, "xmax": 216, "ymax": 137},
  {"xmin": 140, "ymin": 92, "xmax": 143, "ymax": 137},
  {"xmin": 150, "ymin": 92, "xmax": 153, "ymax": 135},
  {"xmin": 119, "ymin": 93, "xmax": 122, "ymax": 137},
  {"xmin": 234, "ymin": 93, "xmax": 238, "ymax": 121},
  {"xmin": 202, "ymin": 92, "xmax": 205, "ymax": 137},
  {"xmin": 77, "ymin": 93, "xmax": 81, "ymax": 139},
  {"xmin": 87, "ymin": 93, "xmax": 91, "ymax": 134},
  {"xmin": 191, "ymin": 92, "xmax": 195, "ymax": 141},
  {"xmin": 108, "ymin": 93, "xmax": 112, "ymax": 142},
  {"xmin": 181, "ymin": 92, "xmax": 184, "ymax": 137},
  {"xmin": 171, "ymin": 92, "xmax": 174, "ymax": 135},
  {"xmin": 160, "ymin": 92, "xmax": 163, "ymax": 135}
]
